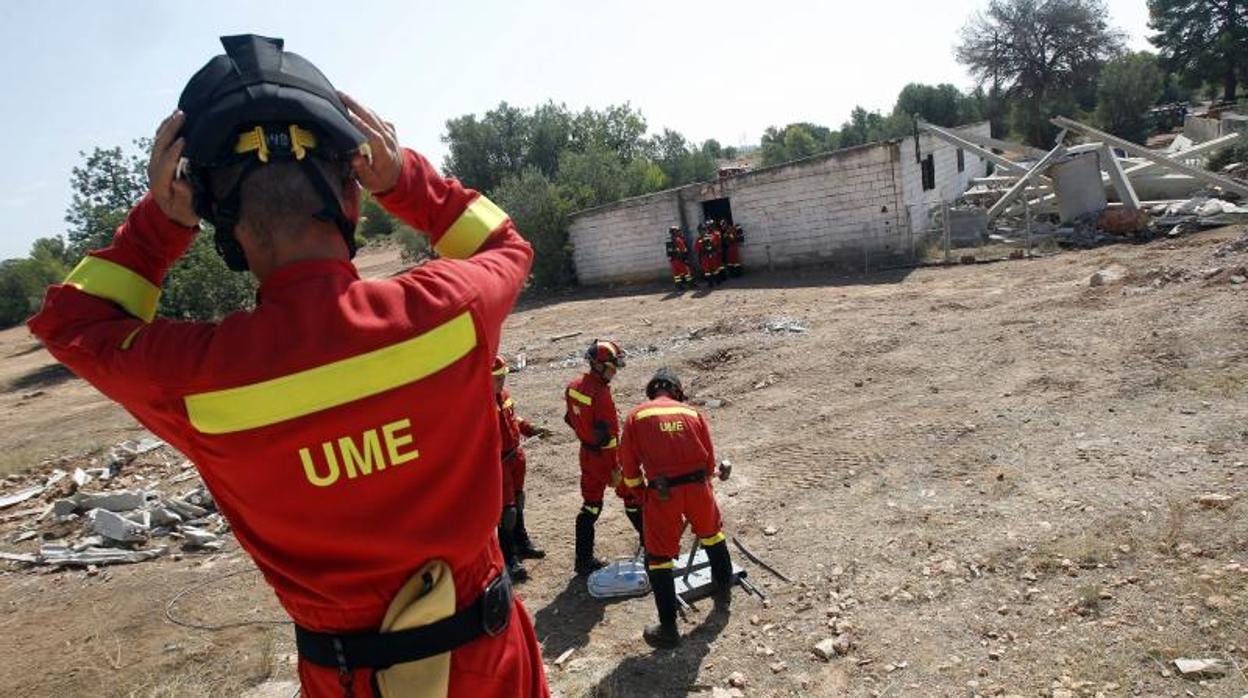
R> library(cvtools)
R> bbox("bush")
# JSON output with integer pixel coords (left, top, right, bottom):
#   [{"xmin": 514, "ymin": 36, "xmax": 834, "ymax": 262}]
[
  {"xmin": 394, "ymin": 226, "xmax": 432, "ymax": 265},
  {"xmin": 159, "ymin": 229, "xmax": 256, "ymax": 321},
  {"xmin": 493, "ymin": 168, "xmax": 573, "ymax": 288},
  {"xmin": 1095, "ymin": 52, "xmax": 1164, "ymax": 144}
]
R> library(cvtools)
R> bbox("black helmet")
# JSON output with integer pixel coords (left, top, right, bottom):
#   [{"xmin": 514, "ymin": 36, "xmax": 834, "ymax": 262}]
[
  {"xmin": 177, "ymin": 35, "xmax": 366, "ymax": 271},
  {"xmin": 645, "ymin": 367, "xmax": 684, "ymax": 400}
]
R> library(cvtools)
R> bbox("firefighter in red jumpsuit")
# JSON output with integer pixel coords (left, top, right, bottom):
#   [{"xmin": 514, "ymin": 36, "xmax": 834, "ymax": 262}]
[
  {"xmin": 27, "ymin": 35, "xmax": 546, "ymax": 697},
  {"xmin": 494, "ymin": 356, "xmax": 548, "ymax": 582},
  {"xmin": 697, "ymin": 223, "xmax": 722, "ymax": 287},
  {"xmin": 723, "ymin": 222, "xmax": 744, "ymax": 277},
  {"xmin": 620, "ymin": 368, "xmax": 734, "ymax": 648},
  {"xmin": 665, "ymin": 225, "xmax": 692, "ymax": 289},
  {"xmin": 563, "ymin": 340, "xmax": 643, "ymax": 574}
]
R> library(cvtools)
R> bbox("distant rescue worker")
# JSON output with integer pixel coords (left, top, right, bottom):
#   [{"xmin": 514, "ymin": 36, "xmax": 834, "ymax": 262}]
[
  {"xmin": 564, "ymin": 340, "xmax": 643, "ymax": 574},
  {"xmin": 620, "ymin": 368, "xmax": 734, "ymax": 648},
  {"xmin": 723, "ymin": 222, "xmax": 744, "ymax": 277},
  {"xmin": 26, "ymin": 35, "xmax": 546, "ymax": 697},
  {"xmin": 697, "ymin": 222, "xmax": 723, "ymax": 287},
  {"xmin": 494, "ymin": 356, "xmax": 549, "ymax": 583},
  {"xmin": 665, "ymin": 225, "xmax": 693, "ymax": 289}
]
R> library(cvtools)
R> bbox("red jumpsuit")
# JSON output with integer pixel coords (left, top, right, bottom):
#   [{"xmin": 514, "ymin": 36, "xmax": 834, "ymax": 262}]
[
  {"xmin": 667, "ymin": 235, "xmax": 691, "ymax": 285},
  {"xmin": 619, "ymin": 397, "xmax": 724, "ymax": 561},
  {"xmin": 497, "ymin": 388, "xmax": 536, "ymax": 506},
  {"xmin": 28, "ymin": 149, "xmax": 548, "ymax": 698},
  {"xmin": 724, "ymin": 227, "xmax": 742, "ymax": 272},
  {"xmin": 563, "ymin": 373, "xmax": 636, "ymax": 510}
]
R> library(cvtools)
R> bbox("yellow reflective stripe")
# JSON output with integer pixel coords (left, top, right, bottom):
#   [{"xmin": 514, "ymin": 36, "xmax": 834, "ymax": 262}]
[
  {"xmin": 567, "ymin": 389, "xmax": 593, "ymax": 406},
  {"xmin": 699, "ymin": 532, "xmax": 726, "ymax": 546},
  {"xmin": 434, "ymin": 195, "xmax": 509, "ymax": 259},
  {"xmin": 64, "ymin": 256, "xmax": 161, "ymax": 323},
  {"xmin": 581, "ymin": 505, "xmax": 600, "ymax": 515},
  {"xmin": 623, "ymin": 476, "xmax": 644, "ymax": 488},
  {"xmin": 603, "ymin": 437, "xmax": 618, "ymax": 449},
  {"xmin": 185, "ymin": 312, "xmax": 477, "ymax": 435},
  {"xmin": 491, "ymin": 367, "xmax": 509, "ymax": 376},
  {"xmin": 119, "ymin": 325, "xmax": 144, "ymax": 351},
  {"xmin": 636, "ymin": 406, "xmax": 699, "ymax": 420},
  {"xmin": 501, "ymin": 398, "xmax": 514, "ymax": 410},
  {"xmin": 648, "ymin": 561, "xmax": 674, "ymax": 570}
]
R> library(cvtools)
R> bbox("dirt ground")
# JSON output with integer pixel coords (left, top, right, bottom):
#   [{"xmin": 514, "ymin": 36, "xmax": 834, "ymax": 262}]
[{"xmin": 2, "ymin": 230, "xmax": 1248, "ymax": 697}]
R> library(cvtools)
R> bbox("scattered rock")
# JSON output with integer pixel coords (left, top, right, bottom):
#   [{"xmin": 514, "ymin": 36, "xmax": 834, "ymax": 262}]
[
  {"xmin": 1089, "ymin": 266, "xmax": 1127, "ymax": 287},
  {"xmin": 763, "ymin": 525, "xmax": 778, "ymax": 536},
  {"xmin": 89, "ymin": 508, "xmax": 149, "ymax": 543},
  {"xmin": 553, "ymin": 648, "xmax": 574, "ymax": 667},
  {"xmin": 727, "ymin": 671, "xmax": 748, "ymax": 688},
  {"xmin": 769, "ymin": 661, "xmax": 787, "ymax": 674},
  {"xmin": 1196, "ymin": 493, "xmax": 1235, "ymax": 509},
  {"xmin": 813, "ymin": 638, "xmax": 839, "ymax": 661}
]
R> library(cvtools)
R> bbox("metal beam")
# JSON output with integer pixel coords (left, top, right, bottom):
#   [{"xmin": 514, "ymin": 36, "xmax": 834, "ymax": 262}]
[
  {"xmin": 988, "ymin": 138, "xmax": 1068, "ymax": 220},
  {"xmin": 1122, "ymin": 132, "xmax": 1241, "ymax": 177},
  {"xmin": 1100, "ymin": 145, "xmax": 1140, "ymax": 210},
  {"xmin": 1052, "ymin": 116, "xmax": 1248, "ymax": 197},
  {"xmin": 951, "ymin": 129, "xmax": 1049, "ymax": 159},
  {"xmin": 916, "ymin": 120, "xmax": 1035, "ymax": 177}
]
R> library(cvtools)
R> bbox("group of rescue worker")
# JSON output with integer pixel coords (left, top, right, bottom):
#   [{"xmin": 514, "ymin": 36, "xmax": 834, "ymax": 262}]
[
  {"xmin": 492, "ymin": 339, "xmax": 735, "ymax": 650},
  {"xmin": 666, "ymin": 219, "xmax": 745, "ymax": 289},
  {"xmin": 26, "ymin": 34, "xmax": 733, "ymax": 697}
]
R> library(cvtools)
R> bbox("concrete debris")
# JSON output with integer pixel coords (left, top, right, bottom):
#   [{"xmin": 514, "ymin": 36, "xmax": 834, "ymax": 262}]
[
  {"xmin": 148, "ymin": 508, "xmax": 184, "ymax": 527},
  {"xmin": 727, "ymin": 671, "xmax": 748, "ymax": 688},
  {"xmin": 813, "ymin": 637, "xmax": 849, "ymax": 661},
  {"xmin": 764, "ymin": 317, "xmax": 808, "ymax": 333},
  {"xmin": 179, "ymin": 526, "xmax": 222, "ymax": 550},
  {"xmin": 51, "ymin": 498, "xmax": 78, "ymax": 518},
  {"xmin": 77, "ymin": 490, "xmax": 146, "ymax": 512},
  {"xmin": 40, "ymin": 543, "xmax": 167, "ymax": 567},
  {"xmin": 71, "ymin": 468, "xmax": 90, "ymax": 489},
  {"xmin": 11, "ymin": 530, "xmax": 36, "ymax": 543},
  {"xmin": 89, "ymin": 508, "xmax": 149, "ymax": 543},
  {"xmin": 0, "ymin": 486, "xmax": 45, "ymax": 509},
  {"xmin": 1089, "ymin": 266, "xmax": 1127, "ymax": 287},
  {"xmin": 0, "ymin": 551, "xmax": 40, "ymax": 564},
  {"xmin": 1173, "ymin": 658, "xmax": 1228, "ymax": 677}
]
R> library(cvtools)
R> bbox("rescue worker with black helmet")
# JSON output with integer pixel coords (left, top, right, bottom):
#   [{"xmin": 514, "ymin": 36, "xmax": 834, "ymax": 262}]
[
  {"xmin": 665, "ymin": 225, "xmax": 693, "ymax": 289},
  {"xmin": 620, "ymin": 368, "xmax": 734, "ymax": 648},
  {"xmin": 494, "ymin": 356, "xmax": 549, "ymax": 582},
  {"xmin": 28, "ymin": 35, "xmax": 546, "ymax": 697},
  {"xmin": 563, "ymin": 339, "xmax": 643, "ymax": 574}
]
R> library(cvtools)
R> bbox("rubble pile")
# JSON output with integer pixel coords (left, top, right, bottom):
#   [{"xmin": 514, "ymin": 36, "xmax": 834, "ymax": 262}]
[{"xmin": 0, "ymin": 437, "xmax": 227, "ymax": 569}]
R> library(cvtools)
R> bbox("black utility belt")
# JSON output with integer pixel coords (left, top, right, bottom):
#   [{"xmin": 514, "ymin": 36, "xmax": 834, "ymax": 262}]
[
  {"xmin": 294, "ymin": 573, "xmax": 512, "ymax": 671},
  {"xmin": 648, "ymin": 470, "xmax": 707, "ymax": 489},
  {"xmin": 501, "ymin": 447, "xmax": 519, "ymax": 462}
]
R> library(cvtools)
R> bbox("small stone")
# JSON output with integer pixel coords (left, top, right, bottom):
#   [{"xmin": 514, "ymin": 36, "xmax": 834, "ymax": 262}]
[
  {"xmin": 763, "ymin": 525, "xmax": 778, "ymax": 536},
  {"xmin": 1230, "ymin": 275, "xmax": 1246, "ymax": 285},
  {"xmin": 770, "ymin": 661, "xmax": 787, "ymax": 674},
  {"xmin": 728, "ymin": 671, "xmax": 748, "ymax": 688},
  {"xmin": 1196, "ymin": 493, "xmax": 1235, "ymax": 509},
  {"xmin": 749, "ymin": 615, "xmax": 761, "ymax": 625},
  {"xmin": 1174, "ymin": 658, "xmax": 1228, "ymax": 677},
  {"xmin": 813, "ymin": 638, "xmax": 839, "ymax": 661}
]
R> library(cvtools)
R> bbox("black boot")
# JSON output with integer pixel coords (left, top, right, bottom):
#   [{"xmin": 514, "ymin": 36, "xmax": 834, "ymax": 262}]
[
  {"xmin": 499, "ymin": 506, "xmax": 528, "ymax": 582},
  {"xmin": 704, "ymin": 538, "xmax": 734, "ymax": 609},
  {"xmin": 644, "ymin": 563, "xmax": 681, "ymax": 648},
  {"xmin": 624, "ymin": 506, "xmax": 645, "ymax": 551},
  {"xmin": 514, "ymin": 491, "xmax": 545, "ymax": 560},
  {"xmin": 574, "ymin": 506, "xmax": 605, "ymax": 575}
]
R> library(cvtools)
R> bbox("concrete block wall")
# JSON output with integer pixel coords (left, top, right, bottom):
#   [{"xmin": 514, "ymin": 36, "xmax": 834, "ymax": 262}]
[
  {"xmin": 681, "ymin": 143, "xmax": 906, "ymax": 271},
  {"xmin": 567, "ymin": 121, "xmax": 990, "ymax": 285},
  {"xmin": 568, "ymin": 190, "xmax": 683, "ymax": 285},
  {"xmin": 898, "ymin": 122, "xmax": 991, "ymax": 233}
]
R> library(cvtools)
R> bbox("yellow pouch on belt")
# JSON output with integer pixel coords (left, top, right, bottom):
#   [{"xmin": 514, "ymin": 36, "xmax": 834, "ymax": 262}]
[{"xmin": 373, "ymin": 560, "xmax": 456, "ymax": 698}]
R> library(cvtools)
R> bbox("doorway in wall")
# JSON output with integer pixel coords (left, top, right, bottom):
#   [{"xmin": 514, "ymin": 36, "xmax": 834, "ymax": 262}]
[{"xmin": 700, "ymin": 198, "xmax": 734, "ymax": 226}]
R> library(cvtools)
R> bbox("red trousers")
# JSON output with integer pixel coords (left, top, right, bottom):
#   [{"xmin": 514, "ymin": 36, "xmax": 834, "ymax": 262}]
[
  {"xmin": 642, "ymin": 481, "xmax": 723, "ymax": 559},
  {"xmin": 669, "ymin": 258, "xmax": 691, "ymax": 282},
  {"xmin": 579, "ymin": 446, "xmax": 638, "ymax": 507},
  {"xmin": 501, "ymin": 450, "xmax": 526, "ymax": 506},
  {"xmin": 726, "ymin": 245, "xmax": 740, "ymax": 266}
]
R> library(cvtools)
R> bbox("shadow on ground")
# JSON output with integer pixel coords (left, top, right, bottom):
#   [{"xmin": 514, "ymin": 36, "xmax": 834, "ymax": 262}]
[
  {"xmin": 7, "ymin": 363, "xmax": 76, "ymax": 392},
  {"xmin": 6, "ymin": 342, "xmax": 44, "ymax": 359},
  {"xmin": 589, "ymin": 609, "xmax": 730, "ymax": 697},
  {"xmin": 533, "ymin": 575, "xmax": 632, "ymax": 660},
  {"xmin": 515, "ymin": 266, "xmax": 920, "ymax": 313}
]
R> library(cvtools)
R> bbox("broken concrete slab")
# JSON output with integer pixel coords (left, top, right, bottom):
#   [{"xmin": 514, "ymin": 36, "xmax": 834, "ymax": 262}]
[
  {"xmin": 163, "ymin": 497, "xmax": 208, "ymax": 521},
  {"xmin": 0, "ymin": 486, "xmax": 45, "ymax": 509},
  {"xmin": 51, "ymin": 498, "xmax": 79, "ymax": 519},
  {"xmin": 1051, "ymin": 151, "xmax": 1108, "ymax": 222},
  {"xmin": 148, "ymin": 508, "xmax": 184, "ymax": 527},
  {"xmin": 0, "ymin": 551, "xmax": 39, "ymax": 564},
  {"xmin": 40, "ymin": 543, "xmax": 167, "ymax": 567},
  {"xmin": 89, "ymin": 508, "xmax": 149, "ymax": 543},
  {"xmin": 1173, "ymin": 658, "xmax": 1229, "ymax": 677},
  {"xmin": 180, "ymin": 526, "xmax": 223, "ymax": 551},
  {"xmin": 988, "ymin": 138, "xmax": 1068, "ymax": 220},
  {"xmin": 77, "ymin": 490, "xmax": 145, "ymax": 512}
]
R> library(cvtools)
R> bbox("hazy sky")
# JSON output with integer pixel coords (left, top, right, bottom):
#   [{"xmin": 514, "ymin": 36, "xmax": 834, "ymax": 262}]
[{"xmin": 0, "ymin": 0, "xmax": 1153, "ymax": 259}]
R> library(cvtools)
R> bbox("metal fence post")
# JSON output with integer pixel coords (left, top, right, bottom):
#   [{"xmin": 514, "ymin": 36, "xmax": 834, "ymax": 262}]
[
  {"xmin": 1024, "ymin": 198, "xmax": 1032, "ymax": 258},
  {"xmin": 942, "ymin": 202, "xmax": 952, "ymax": 264}
]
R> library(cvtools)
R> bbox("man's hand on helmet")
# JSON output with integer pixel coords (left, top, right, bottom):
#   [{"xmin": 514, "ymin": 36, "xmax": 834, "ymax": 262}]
[
  {"xmin": 339, "ymin": 92, "xmax": 402, "ymax": 195},
  {"xmin": 147, "ymin": 110, "xmax": 200, "ymax": 228}
]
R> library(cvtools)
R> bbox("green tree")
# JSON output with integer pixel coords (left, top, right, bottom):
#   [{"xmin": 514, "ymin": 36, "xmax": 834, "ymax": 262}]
[
  {"xmin": 64, "ymin": 141, "xmax": 149, "ymax": 259},
  {"xmin": 1095, "ymin": 51, "xmax": 1165, "ymax": 143},
  {"xmin": 957, "ymin": 0, "xmax": 1126, "ymax": 145},
  {"xmin": 357, "ymin": 194, "xmax": 396, "ymax": 238},
  {"xmin": 760, "ymin": 123, "xmax": 840, "ymax": 166},
  {"xmin": 159, "ymin": 228, "xmax": 256, "ymax": 321},
  {"xmin": 1148, "ymin": 0, "xmax": 1248, "ymax": 102},
  {"xmin": 493, "ymin": 168, "xmax": 573, "ymax": 288},
  {"xmin": 893, "ymin": 83, "xmax": 981, "ymax": 126},
  {"xmin": 556, "ymin": 146, "xmax": 626, "ymax": 210}
]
